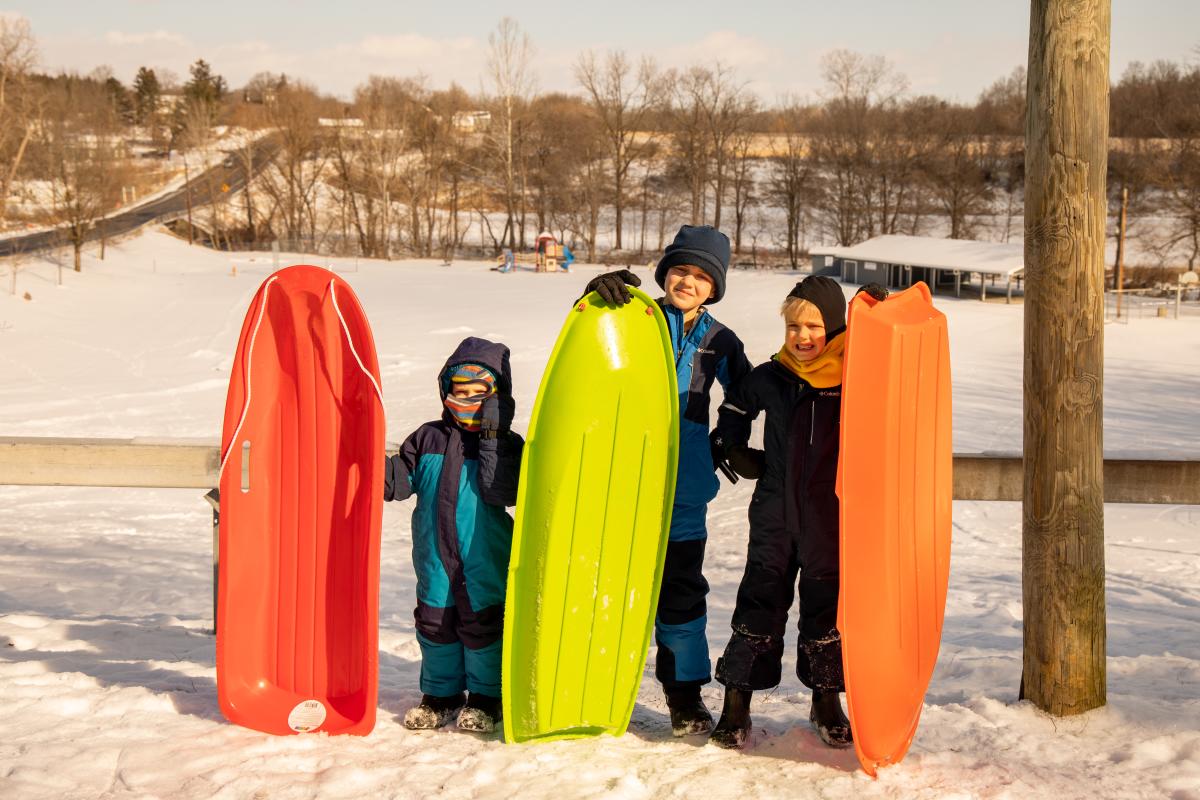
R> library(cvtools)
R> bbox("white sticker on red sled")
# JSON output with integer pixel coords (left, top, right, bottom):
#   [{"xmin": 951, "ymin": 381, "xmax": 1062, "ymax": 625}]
[{"xmin": 288, "ymin": 700, "xmax": 327, "ymax": 733}]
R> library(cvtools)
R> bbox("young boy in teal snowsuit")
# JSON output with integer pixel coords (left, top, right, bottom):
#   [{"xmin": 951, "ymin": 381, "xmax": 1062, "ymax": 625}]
[
  {"xmin": 384, "ymin": 336, "xmax": 523, "ymax": 734},
  {"xmin": 583, "ymin": 225, "xmax": 752, "ymax": 736}
]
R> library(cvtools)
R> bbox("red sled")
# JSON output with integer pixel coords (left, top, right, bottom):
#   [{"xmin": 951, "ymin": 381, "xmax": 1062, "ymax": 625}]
[{"xmin": 216, "ymin": 265, "xmax": 385, "ymax": 736}]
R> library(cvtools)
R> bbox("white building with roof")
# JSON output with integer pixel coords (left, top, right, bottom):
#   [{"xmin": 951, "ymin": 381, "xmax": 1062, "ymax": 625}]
[{"xmin": 810, "ymin": 234, "xmax": 1025, "ymax": 301}]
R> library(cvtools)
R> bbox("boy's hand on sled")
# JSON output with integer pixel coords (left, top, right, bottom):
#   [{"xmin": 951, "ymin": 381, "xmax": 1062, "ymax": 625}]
[
  {"xmin": 729, "ymin": 446, "xmax": 765, "ymax": 480},
  {"xmin": 480, "ymin": 394, "xmax": 514, "ymax": 439},
  {"xmin": 856, "ymin": 283, "xmax": 889, "ymax": 302},
  {"xmin": 585, "ymin": 269, "xmax": 641, "ymax": 306}
]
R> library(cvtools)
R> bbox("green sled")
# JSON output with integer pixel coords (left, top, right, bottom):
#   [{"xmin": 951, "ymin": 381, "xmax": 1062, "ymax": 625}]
[{"xmin": 502, "ymin": 287, "xmax": 679, "ymax": 743}]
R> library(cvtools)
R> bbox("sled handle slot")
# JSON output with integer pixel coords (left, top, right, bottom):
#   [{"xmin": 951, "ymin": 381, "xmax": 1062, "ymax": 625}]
[{"xmin": 240, "ymin": 441, "xmax": 250, "ymax": 493}]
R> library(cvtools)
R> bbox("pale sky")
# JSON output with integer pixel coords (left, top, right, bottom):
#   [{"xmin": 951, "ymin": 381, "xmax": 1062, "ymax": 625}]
[{"xmin": 5, "ymin": 1, "xmax": 1198, "ymax": 103}]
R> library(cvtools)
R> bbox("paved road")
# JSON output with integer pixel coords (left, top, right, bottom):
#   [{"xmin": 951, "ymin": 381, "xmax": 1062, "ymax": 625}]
[{"xmin": 0, "ymin": 134, "xmax": 280, "ymax": 257}]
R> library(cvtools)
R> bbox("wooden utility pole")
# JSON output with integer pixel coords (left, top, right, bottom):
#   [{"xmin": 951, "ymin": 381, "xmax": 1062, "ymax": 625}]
[
  {"xmin": 1022, "ymin": 0, "xmax": 1111, "ymax": 715},
  {"xmin": 1115, "ymin": 187, "xmax": 1128, "ymax": 317},
  {"xmin": 183, "ymin": 155, "xmax": 194, "ymax": 246}
]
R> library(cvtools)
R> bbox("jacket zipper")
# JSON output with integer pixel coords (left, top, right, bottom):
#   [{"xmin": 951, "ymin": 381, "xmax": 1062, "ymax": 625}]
[{"xmin": 674, "ymin": 309, "xmax": 704, "ymax": 367}]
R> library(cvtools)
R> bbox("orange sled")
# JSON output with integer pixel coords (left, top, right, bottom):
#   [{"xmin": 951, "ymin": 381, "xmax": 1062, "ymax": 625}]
[
  {"xmin": 216, "ymin": 265, "xmax": 385, "ymax": 736},
  {"xmin": 836, "ymin": 282, "xmax": 952, "ymax": 775}
]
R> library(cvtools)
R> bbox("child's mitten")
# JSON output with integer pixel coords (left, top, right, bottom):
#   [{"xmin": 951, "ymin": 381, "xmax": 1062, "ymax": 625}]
[
  {"xmin": 480, "ymin": 394, "xmax": 514, "ymax": 439},
  {"xmin": 728, "ymin": 446, "xmax": 765, "ymax": 480}
]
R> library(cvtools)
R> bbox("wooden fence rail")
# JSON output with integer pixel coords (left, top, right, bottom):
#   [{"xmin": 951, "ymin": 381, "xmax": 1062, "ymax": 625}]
[
  {"xmin": 3, "ymin": 436, "xmax": 1196, "ymax": 632},
  {"xmin": 2, "ymin": 437, "xmax": 1197, "ymax": 504}
]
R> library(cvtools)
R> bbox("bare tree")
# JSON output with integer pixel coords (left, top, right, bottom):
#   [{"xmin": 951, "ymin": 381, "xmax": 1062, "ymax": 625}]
[
  {"xmin": 692, "ymin": 63, "xmax": 756, "ymax": 231},
  {"xmin": 976, "ymin": 66, "xmax": 1027, "ymax": 136},
  {"xmin": 823, "ymin": 50, "xmax": 903, "ymax": 105},
  {"xmin": 93, "ymin": 96, "xmax": 135, "ymax": 258},
  {"xmin": 41, "ymin": 84, "xmax": 120, "ymax": 270},
  {"xmin": 401, "ymin": 80, "xmax": 468, "ymax": 257},
  {"xmin": 922, "ymin": 102, "xmax": 994, "ymax": 239},
  {"xmin": 227, "ymin": 94, "xmax": 271, "ymax": 246},
  {"xmin": 556, "ymin": 109, "xmax": 608, "ymax": 262},
  {"xmin": 353, "ymin": 76, "xmax": 419, "ymax": 257},
  {"xmin": 0, "ymin": 15, "xmax": 39, "ymax": 222},
  {"xmin": 527, "ymin": 92, "xmax": 595, "ymax": 246},
  {"xmin": 809, "ymin": 100, "xmax": 866, "ymax": 245},
  {"xmin": 1155, "ymin": 121, "xmax": 1200, "ymax": 270},
  {"xmin": 329, "ymin": 108, "xmax": 379, "ymax": 257},
  {"xmin": 575, "ymin": 50, "xmax": 663, "ymax": 251},
  {"xmin": 428, "ymin": 85, "xmax": 474, "ymax": 261},
  {"xmin": 634, "ymin": 141, "xmax": 666, "ymax": 256},
  {"xmin": 173, "ymin": 98, "xmax": 220, "ymax": 245},
  {"xmin": 810, "ymin": 49, "xmax": 910, "ymax": 244},
  {"xmin": 729, "ymin": 128, "xmax": 757, "ymax": 253},
  {"xmin": 668, "ymin": 67, "xmax": 711, "ymax": 225},
  {"xmin": 767, "ymin": 103, "xmax": 816, "ymax": 267},
  {"xmin": 450, "ymin": 89, "xmax": 482, "ymax": 259},
  {"xmin": 485, "ymin": 18, "xmax": 533, "ymax": 250},
  {"xmin": 257, "ymin": 80, "xmax": 326, "ymax": 249}
]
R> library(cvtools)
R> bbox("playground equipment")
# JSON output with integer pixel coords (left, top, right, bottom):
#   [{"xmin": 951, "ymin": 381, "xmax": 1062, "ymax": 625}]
[{"xmin": 496, "ymin": 232, "xmax": 575, "ymax": 273}]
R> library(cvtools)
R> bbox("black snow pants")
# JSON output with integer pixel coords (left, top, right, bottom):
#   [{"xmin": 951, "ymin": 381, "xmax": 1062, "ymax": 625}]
[{"xmin": 714, "ymin": 492, "xmax": 845, "ymax": 693}]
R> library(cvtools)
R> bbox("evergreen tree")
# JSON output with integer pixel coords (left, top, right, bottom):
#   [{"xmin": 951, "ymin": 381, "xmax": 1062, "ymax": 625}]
[
  {"xmin": 133, "ymin": 67, "xmax": 161, "ymax": 125},
  {"xmin": 105, "ymin": 76, "xmax": 134, "ymax": 124},
  {"xmin": 173, "ymin": 59, "xmax": 227, "ymax": 147},
  {"xmin": 183, "ymin": 59, "xmax": 227, "ymax": 112}
]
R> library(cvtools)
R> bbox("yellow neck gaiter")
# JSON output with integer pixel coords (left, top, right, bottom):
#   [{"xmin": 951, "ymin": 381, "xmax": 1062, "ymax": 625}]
[{"xmin": 775, "ymin": 332, "xmax": 845, "ymax": 389}]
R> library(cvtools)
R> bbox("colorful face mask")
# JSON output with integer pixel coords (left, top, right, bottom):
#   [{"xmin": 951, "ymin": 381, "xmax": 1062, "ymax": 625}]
[{"xmin": 442, "ymin": 363, "xmax": 497, "ymax": 431}]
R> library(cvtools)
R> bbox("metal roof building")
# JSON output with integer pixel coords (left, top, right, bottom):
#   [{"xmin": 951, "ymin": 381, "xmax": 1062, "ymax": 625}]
[{"xmin": 810, "ymin": 235, "xmax": 1025, "ymax": 301}]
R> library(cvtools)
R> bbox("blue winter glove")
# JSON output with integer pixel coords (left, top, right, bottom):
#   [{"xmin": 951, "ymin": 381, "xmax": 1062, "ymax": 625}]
[{"xmin": 584, "ymin": 269, "xmax": 641, "ymax": 306}]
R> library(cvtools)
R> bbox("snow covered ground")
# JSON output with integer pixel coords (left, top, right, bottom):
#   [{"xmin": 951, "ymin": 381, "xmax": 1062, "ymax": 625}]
[{"xmin": 1, "ymin": 231, "xmax": 1197, "ymax": 799}]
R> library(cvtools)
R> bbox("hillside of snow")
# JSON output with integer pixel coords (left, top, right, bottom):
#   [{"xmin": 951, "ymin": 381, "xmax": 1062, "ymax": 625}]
[{"xmin": 1, "ymin": 231, "xmax": 1197, "ymax": 799}]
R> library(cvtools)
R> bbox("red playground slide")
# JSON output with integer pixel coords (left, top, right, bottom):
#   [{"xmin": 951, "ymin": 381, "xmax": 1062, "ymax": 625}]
[{"xmin": 216, "ymin": 265, "xmax": 385, "ymax": 736}]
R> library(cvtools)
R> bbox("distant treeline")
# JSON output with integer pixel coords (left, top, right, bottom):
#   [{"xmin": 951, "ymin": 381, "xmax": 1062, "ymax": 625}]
[{"xmin": 2, "ymin": 17, "xmax": 1198, "ymax": 270}]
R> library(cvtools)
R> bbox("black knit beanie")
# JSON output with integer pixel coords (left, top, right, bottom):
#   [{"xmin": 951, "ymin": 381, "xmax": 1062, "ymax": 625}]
[
  {"xmin": 655, "ymin": 225, "xmax": 731, "ymax": 303},
  {"xmin": 786, "ymin": 276, "xmax": 847, "ymax": 334}
]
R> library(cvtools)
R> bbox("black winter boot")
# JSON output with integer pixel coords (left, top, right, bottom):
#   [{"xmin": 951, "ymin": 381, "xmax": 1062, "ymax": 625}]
[
  {"xmin": 809, "ymin": 690, "xmax": 853, "ymax": 747},
  {"xmin": 403, "ymin": 692, "xmax": 465, "ymax": 730},
  {"xmin": 457, "ymin": 692, "xmax": 503, "ymax": 733},
  {"xmin": 665, "ymin": 686, "xmax": 714, "ymax": 737},
  {"xmin": 709, "ymin": 688, "xmax": 753, "ymax": 749}
]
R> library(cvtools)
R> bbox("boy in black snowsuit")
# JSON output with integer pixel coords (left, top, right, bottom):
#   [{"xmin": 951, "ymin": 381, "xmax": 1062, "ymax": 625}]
[
  {"xmin": 384, "ymin": 337, "xmax": 524, "ymax": 734},
  {"xmin": 707, "ymin": 276, "xmax": 885, "ymax": 749},
  {"xmin": 582, "ymin": 225, "xmax": 752, "ymax": 736}
]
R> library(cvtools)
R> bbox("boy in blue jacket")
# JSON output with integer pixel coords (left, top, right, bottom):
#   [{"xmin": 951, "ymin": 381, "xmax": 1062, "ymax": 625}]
[
  {"xmin": 584, "ymin": 225, "xmax": 752, "ymax": 736},
  {"xmin": 385, "ymin": 337, "xmax": 523, "ymax": 734}
]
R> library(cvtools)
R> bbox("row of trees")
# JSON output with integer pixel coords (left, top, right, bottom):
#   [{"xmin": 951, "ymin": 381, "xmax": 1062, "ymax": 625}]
[
  {"xmin": 2, "ymin": 16, "xmax": 1198, "ymax": 270},
  {"xmin": 0, "ymin": 16, "xmax": 242, "ymax": 268}
]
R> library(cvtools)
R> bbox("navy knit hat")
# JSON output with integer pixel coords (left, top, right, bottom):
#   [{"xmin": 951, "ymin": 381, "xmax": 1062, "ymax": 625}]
[
  {"xmin": 786, "ymin": 276, "xmax": 847, "ymax": 335},
  {"xmin": 655, "ymin": 225, "xmax": 731, "ymax": 303}
]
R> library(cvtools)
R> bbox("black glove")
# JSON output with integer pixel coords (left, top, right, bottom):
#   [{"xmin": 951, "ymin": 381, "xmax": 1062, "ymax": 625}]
[
  {"xmin": 480, "ymin": 394, "xmax": 515, "ymax": 440},
  {"xmin": 856, "ymin": 283, "xmax": 889, "ymax": 302},
  {"xmin": 584, "ymin": 269, "xmax": 641, "ymax": 306},
  {"xmin": 728, "ymin": 446, "xmax": 765, "ymax": 480},
  {"xmin": 710, "ymin": 431, "xmax": 739, "ymax": 484}
]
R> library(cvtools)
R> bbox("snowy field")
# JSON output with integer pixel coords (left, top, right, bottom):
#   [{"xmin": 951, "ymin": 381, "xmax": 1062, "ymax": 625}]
[{"xmin": 1, "ymin": 231, "xmax": 1198, "ymax": 799}]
